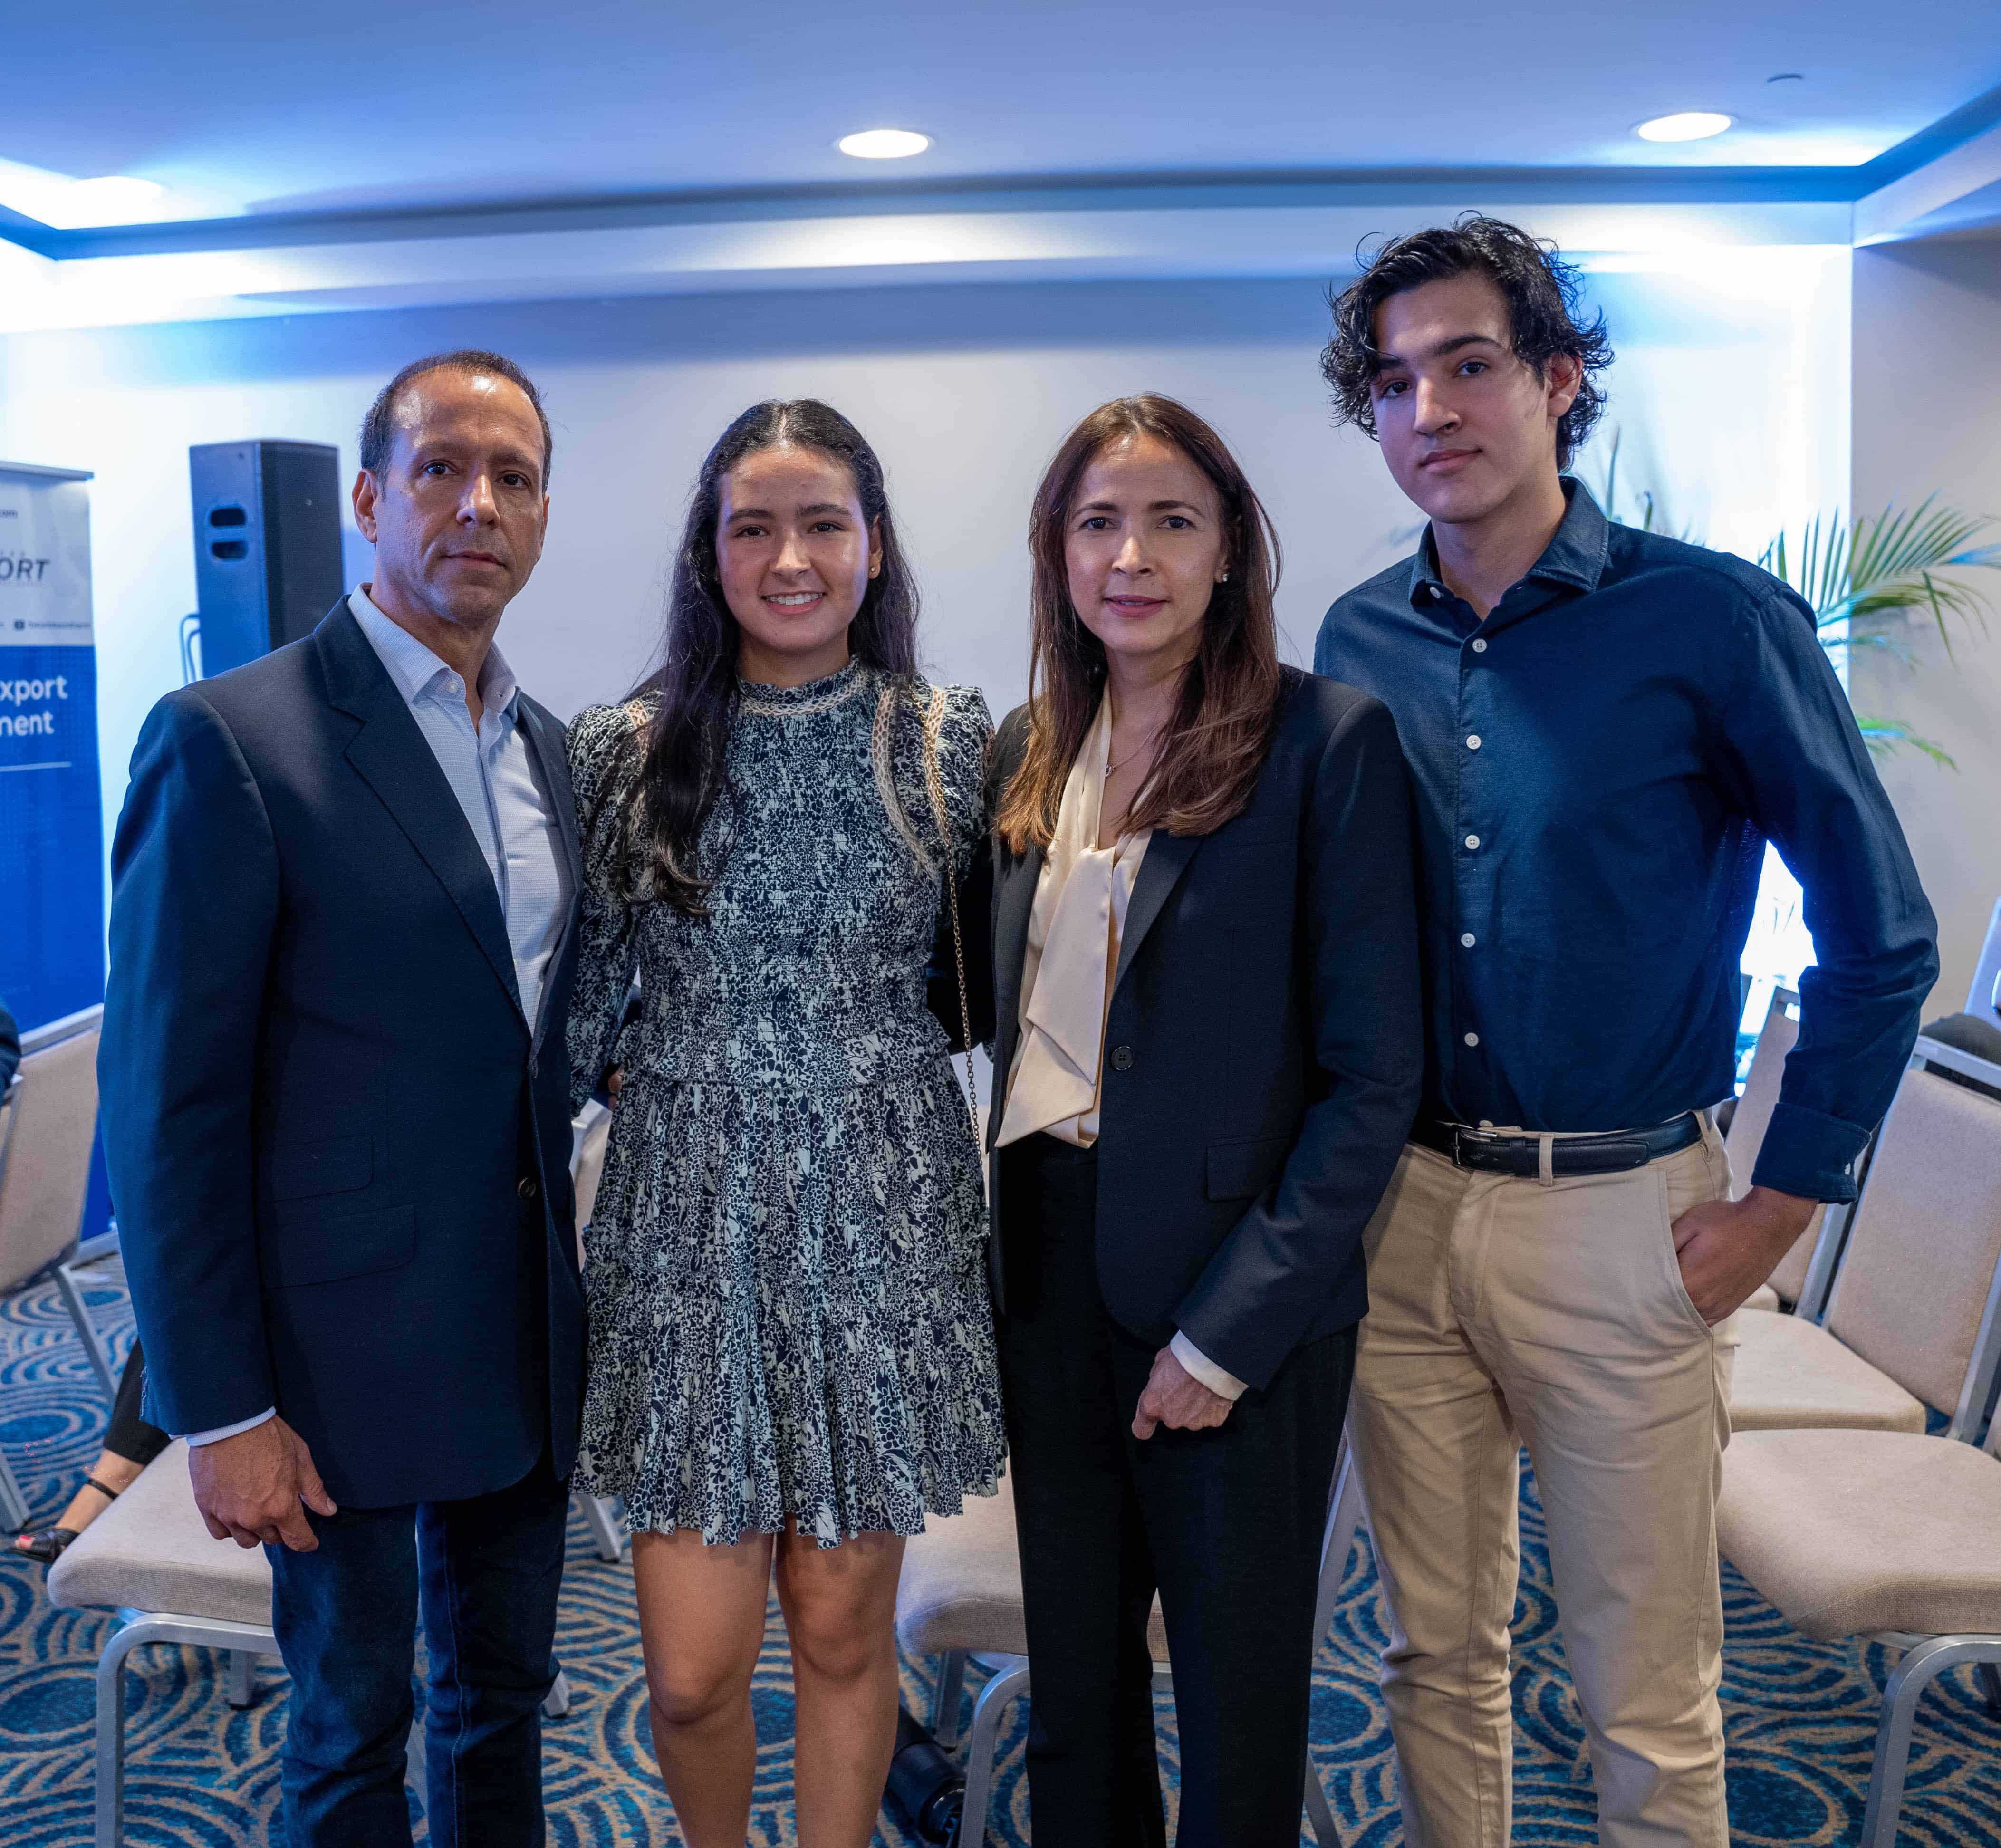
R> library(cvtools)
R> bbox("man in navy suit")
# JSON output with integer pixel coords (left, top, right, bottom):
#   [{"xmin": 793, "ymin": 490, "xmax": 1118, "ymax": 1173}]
[{"xmin": 101, "ymin": 350, "xmax": 585, "ymax": 1847}]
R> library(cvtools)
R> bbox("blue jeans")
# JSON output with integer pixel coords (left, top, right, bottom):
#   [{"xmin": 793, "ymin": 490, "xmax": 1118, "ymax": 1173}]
[{"xmin": 267, "ymin": 1453, "xmax": 568, "ymax": 1848}]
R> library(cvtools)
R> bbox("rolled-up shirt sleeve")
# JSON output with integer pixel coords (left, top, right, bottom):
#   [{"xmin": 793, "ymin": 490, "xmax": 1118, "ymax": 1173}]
[{"xmin": 1717, "ymin": 587, "xmax": 1939, "ymax": 1201}]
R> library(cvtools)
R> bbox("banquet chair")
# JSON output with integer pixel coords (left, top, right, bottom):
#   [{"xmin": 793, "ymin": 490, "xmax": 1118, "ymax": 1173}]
[
  {"xmin": 0, "ymin": 1005, "xmax": 118, "ymax": 1533},
  {"xmin": 46, "ymin": 1438, "xmax": 574, "ymax": 1848},
  {"xmin": 1717, "ymin": 1398, "xmax": 2001, "ymax": 1846},
  {"xmin": 1728, "ymin": 1067, "xmax": 2001, "ymax": 1438}
]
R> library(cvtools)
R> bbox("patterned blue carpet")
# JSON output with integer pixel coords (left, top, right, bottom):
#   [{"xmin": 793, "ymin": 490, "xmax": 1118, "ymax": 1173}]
[{"xmin": 4, "ymin": 1259, "xmax": 1999, "ymax": 1844}]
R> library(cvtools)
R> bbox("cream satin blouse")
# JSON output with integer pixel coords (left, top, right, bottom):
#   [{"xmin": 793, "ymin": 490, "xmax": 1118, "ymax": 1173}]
[
  {"xmin": 993, "ymin": 696, "xmax": 1245, "ymax": 1400},
  {"xmin": 995, "ymin": 696, "xmax": 1151, "ymax": 1150}
]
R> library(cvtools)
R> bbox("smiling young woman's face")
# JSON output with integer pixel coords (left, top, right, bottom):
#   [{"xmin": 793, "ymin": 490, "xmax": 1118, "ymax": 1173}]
[
  {"xmin": 715, "ymin": 443, "xmax": 881, "ymax": 687},
  {"xmin": 1064, "ymin": 432, "xmax": 1228, "ymax": 675}
]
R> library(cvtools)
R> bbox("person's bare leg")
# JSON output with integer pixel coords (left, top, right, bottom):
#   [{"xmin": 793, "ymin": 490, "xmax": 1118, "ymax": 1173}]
[
  {"xmin": 630, "ymin": 1527, "xmax": 776, "ymax": 1848},
  {"xmin": 775, "ymin": 1525, "xmax": 907, "ymax": 1848},
  {"xmin": 13, "ymin": 1448, "xmax": 144, "ymax": 1551}
]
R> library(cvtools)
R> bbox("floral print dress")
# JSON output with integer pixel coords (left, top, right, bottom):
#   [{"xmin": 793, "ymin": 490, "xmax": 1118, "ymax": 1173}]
[{"xmin": 565, "ymin": 660, "xmax": 1005, "ymax": 1546}]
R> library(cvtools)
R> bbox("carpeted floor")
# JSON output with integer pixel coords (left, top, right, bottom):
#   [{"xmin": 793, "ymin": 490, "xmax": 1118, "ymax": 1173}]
[{"xmin": 3, "ymin": 1257, "xmax": 1998, "ymax": 1845}]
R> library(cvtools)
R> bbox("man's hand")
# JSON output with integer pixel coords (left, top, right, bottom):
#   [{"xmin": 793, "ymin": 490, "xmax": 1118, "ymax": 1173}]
[
  {"xmin": 605, "ymin": 1066, "xmax": 625, "ymax": 1107},
  {"xmin": 188, "ymin": 1416, "xmax": 337, "ymax": 1551},
  {"xmin": 1670, "ymin": 1185, "xmax": 1818, "ymax": 1323},
  {"xmin": 1133, "ymin": 1347, "xmax": 1235, "ymax": 1441}
]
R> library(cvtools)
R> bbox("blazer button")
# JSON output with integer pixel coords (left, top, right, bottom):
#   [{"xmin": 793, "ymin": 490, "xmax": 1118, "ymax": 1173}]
[
  {"xmin": 518, "ymin": 1176, "xmax": 539, "ymax": 1201},
  {"xmin": 1109, "ymin": 1046, "xmax": 1134, "ymax": 1072}
]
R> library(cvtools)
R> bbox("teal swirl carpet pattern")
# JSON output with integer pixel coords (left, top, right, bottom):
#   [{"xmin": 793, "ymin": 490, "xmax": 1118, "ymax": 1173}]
[{"xmin": 4, "ymin": 1258, "xmax": 1999, "ymax": 1843}]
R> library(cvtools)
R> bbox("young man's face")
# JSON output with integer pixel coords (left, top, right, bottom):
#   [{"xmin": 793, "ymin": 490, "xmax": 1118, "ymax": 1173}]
[{"xmin": 1368, "ymin": 270, "xmax": 1579, "ymax": 529}]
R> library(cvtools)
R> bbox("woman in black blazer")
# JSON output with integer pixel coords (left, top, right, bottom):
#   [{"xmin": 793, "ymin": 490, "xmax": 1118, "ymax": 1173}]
[{"xmin": 985, "ymin": 395, "xmax": 1424, "ymax": 1848}]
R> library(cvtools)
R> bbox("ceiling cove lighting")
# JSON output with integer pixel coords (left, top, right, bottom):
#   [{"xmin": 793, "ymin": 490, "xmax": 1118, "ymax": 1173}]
[
  {"xmin": 1635, "ymin": 112, "xmax": 1734, "ymax": 144},
  {"xmin": 837, "ymin": 129, "xmax": 932, "ymax": 160}
]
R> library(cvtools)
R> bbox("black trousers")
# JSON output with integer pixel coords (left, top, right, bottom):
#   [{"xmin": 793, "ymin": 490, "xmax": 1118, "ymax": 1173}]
[
  {"xmin": 995, "ymin": 1135, "xmax": 1353, "ymax": 1848},
  {"xmin": 105, "ymin": 1341, "xmax": 170, "ymax": 1470}
]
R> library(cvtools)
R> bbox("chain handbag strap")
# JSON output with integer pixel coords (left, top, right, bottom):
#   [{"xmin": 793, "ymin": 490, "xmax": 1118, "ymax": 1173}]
[{"xmin": 913, "ymin": 684, "xmax": 981, "ymax": 1138}]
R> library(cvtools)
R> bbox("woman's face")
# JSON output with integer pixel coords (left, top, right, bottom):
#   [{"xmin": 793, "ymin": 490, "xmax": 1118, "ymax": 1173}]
[
  {"xmin": 1064, "ymin": 432, "xmax": 1229, "ymax": 676},
  {"xmin": 716, "ymin": 443, "xmax": 881, "ymax": 681}
]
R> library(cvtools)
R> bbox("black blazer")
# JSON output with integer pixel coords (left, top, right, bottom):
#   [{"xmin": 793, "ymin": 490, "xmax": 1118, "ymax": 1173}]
[
  {"xmin": 100, "ymin": 601, "xmax": 586, "ymax": 1508},
  {"xmin": 987, "ymin": 668, "xmax": 1424, "ymax": 1391}
]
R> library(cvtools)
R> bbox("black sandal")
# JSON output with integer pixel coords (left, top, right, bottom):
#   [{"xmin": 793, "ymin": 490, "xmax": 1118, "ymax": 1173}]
[{"xmin": 12, "ymin": 1475, "xmax": 121, "ymax": 1565}]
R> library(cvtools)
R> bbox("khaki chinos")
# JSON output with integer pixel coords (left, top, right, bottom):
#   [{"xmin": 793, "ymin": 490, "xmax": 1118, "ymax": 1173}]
[{"xmin": 1348, "ymin": 1117, "xmax": 1737, "ymax": 1847}]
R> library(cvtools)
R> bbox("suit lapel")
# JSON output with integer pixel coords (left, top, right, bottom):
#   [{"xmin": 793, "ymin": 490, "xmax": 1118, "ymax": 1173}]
[
  {"xmin": 989, "ymin": 841, "xmax": 1043, "ymax": 1145},
  {"xmin": 315, "ymin": 604, "xmax": 526, "ymax": 1026},
  {"xmin": 517, "ymin": 697, "xmax": 582, "ymax": 1050},
  {"xmin": 1114, "ymin": 828, "xmax": 1204, "ymax": 993}
]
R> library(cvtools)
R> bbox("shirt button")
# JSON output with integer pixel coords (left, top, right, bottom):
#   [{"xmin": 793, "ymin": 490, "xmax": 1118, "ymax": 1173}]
[
  {"xmin": 1464, "ymin": 1031, "xmax": 1480, "ymax": 1048},
  {"xmin": 1464, "ymin": 834, "xmax": 1481, "ymax": 850},
  {"xmin": 1429, "ymin": 584, "xmax": 1445, "ymax": 600},
  {"xmin": 1466, "ymin": 734, "xmax": 1482, "ymax": 750},
  {"xmin": 1472, "ymin": 638, "xmax": 1488, "ymax": 653},
  {"xmin": 1461, "ymin": 932, "xmax": 1476, "ymax": 948},
  {"xmin": 1110, "ymin": 1046, "xmax": 1134, "ymax": 1072}
]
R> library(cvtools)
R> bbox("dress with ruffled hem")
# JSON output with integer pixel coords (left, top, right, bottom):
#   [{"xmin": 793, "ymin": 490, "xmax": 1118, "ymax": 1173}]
[{"xmin": 565, "ymin": 662, "xmax": 1004, "ymax": 1546}]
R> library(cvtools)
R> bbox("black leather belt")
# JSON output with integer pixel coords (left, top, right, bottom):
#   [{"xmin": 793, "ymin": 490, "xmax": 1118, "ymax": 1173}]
[{"xmin": 1410, "ymin": 1113, "xmax": 1702, "ymax": 1177}]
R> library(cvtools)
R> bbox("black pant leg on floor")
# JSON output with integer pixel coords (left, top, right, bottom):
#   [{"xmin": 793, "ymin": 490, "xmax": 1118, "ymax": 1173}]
[
  {"xmin": 104, "ymin": 1341, "xmax": 169, "ymax": 1469},
  {"xmin": 1127, "ymin": 1326, "xmax": 1353, "ymax": 1848},
  {"xmin": 996, "ymin": 1135, "xmax": 1165, "ymax": 1848}
]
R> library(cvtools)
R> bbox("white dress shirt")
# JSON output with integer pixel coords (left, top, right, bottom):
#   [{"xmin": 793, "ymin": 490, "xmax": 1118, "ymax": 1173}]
[{"xmin": 183, "ymin": 587, "xmax": 570, "ymax": 1447}]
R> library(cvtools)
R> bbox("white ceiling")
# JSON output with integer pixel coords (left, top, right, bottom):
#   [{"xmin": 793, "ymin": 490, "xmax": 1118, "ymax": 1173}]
[{"xmin": 6, "ymin": 0, "xmax": 2001, "ymax": 227}]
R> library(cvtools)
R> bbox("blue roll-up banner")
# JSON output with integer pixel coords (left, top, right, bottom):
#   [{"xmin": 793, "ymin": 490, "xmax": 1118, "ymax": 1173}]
[{"xmin": 1, "ymin": 461, "xmax": 112, "ymax": 1242}]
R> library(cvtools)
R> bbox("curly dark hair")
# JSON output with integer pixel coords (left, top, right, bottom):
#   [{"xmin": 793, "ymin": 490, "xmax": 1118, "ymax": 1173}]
[{"xmin": 1320, "ymin": 214, "xmax": 1613, "ymax": 470}]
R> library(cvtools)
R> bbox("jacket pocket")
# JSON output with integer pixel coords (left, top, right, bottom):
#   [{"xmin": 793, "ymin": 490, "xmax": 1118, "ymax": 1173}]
[
  {"xmin": 1205, "ymin": 1135, "xmax": 1292, "ymax": 1202},
  {"xmin": 263, "ymin": 1204, "xmax": 415, "ymax": 1288},
  {"xmin": 270, "ymin": 1136, "xmax": 373, "ymax": 1203}
]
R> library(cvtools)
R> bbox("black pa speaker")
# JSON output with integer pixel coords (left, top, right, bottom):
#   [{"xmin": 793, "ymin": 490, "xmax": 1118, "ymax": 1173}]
[{"xmin": 190, "ymin": 440, "xmax": 345, "ymax": 676}]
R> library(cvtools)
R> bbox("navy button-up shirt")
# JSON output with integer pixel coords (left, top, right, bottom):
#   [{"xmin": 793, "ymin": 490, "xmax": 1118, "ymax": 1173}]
[{"xmin": 1315, "ymin": 481, "xmax": 1936, "ymax": 1203}]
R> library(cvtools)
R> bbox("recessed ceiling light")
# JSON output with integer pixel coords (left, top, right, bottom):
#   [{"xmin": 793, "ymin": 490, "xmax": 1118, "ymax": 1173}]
[
  {"xmin": 1635, "ymin": 112, "xmax": 1734, "ymax": 144},
  {"xmin": 837, "ymin": 128, "xmax": 932, "ymax": 160}
]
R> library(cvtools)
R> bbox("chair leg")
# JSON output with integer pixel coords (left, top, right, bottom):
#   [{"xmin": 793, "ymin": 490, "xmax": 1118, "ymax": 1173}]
[
  {"xmin": 53, "ymin": 1262, "xmax": 118, "ymax": 1401},
  {"xmin": 227, "ymin": 1650, "xmax": 256, "ymax": 1710},
  {"xmin": 957, "ymin": 1657, "xmax": 1029, "ymax": 1848},
  {"xmin": 1861, "ymin": 1636, "xmax": 1997, "ymax": 1848},
  {"xmin": 930, "ymin": 1649, "xmax": 967, "ymax": 1748},
  {"xmin": 574, "ymin": 1492, "xmax": 626, "ymax": 1562},
  {"xmin": 543, "ymin": 1669, "xmax": 572, "ymax": 1719},
  {"xmin": 1305, "ymin": 1756, "xmax": 1343, "ymax": 1845},
  {"xmin": 95, "ymin": 1620, "xmax": 152, "ymax": 1848},
  {"xmin": 0, "ymin": 1444, "xmax": 30, "ymax": 1533}
]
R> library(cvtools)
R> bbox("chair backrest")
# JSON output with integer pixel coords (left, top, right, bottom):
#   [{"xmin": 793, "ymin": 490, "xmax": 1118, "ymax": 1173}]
[
  {"xmin": 1727, "ymin": 988, "xmax": 1827, "ymax": 1302},
  {"xmin": 1968, "ymin": 895, "xmax": 2001, "ymax": 1032},
  {"xmin": 0, "ymin": 1013, "xmax": 102, "ymax": 1293},
  {"xmin": 1824, "ymin": 1067, "xmax": 2001, "ymax": 1427}
]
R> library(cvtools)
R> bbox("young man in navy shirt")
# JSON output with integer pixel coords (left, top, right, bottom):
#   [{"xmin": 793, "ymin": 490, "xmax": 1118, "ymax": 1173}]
[{"xmin": 1315, "ymin": 216, "xmax": 1936, "ymax": 1847}]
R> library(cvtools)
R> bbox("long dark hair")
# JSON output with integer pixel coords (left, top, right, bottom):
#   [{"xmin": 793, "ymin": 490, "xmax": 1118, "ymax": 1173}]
[
  {"xmin": 996, "ymin": 395, "xmax": 1283, "ymax": 854},
  {"xmin": 601, "ymin": 399, "xmax": 920, "ymax": 915}
]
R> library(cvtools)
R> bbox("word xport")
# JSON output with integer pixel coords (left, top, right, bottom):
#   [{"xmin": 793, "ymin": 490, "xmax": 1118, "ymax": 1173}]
[
  {"xmin": 0, "ymin": 553, "xmax": 53, "ymax": 581},
  {"xmin": 0, "ymin": 674, "xmax": 67, "ymax": 737}
]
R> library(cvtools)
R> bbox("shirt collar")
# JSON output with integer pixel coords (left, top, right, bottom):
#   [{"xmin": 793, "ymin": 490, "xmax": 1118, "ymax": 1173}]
[
  {"xmin": 348, "ymin": 586, "xmax": 519, "ymax": 723},
  {"xmin": 1405, "ymin": 477, "xmax": 1612, "ymax": 609}
]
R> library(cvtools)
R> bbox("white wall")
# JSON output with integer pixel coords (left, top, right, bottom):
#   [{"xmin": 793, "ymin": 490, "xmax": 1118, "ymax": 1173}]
[
  {"xmin": 1852, "ymin": 236, "xmax": 2001, "ymax": 1016},
  {"xmin": 0, "ymin": 260, "xmax": 1848, "ymax": 872}
]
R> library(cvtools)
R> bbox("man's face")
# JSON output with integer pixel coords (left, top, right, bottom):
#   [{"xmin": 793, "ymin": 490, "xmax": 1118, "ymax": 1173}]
[
  {"xmin": 1368, "ymin": 271, "xmax": 1579, "ymax": 529},
  {"xmin": 352, "ymin": 369, "xmax": 548, "ymax": 632}
]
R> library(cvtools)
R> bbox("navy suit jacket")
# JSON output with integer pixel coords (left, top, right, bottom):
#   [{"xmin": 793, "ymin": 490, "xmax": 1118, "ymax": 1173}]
[
  {"xmin": 986, "ymin": 668, "xmax": 1425, "ymax": 1392},
  {"xmin": 100, "ymin": 601, "xmax": 586, "ymax": 1508}
]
